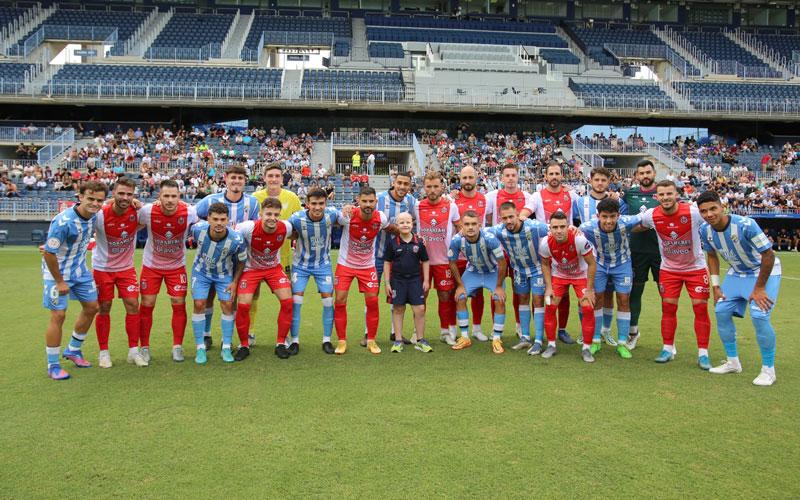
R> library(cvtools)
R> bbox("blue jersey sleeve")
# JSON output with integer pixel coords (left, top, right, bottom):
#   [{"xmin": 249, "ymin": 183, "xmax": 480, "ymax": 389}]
[
  {"xmin": 619, "ymin": 197, "xmax": 628, "ymax": 215},
  {"xmin": 44, "ymin": 214, "xmax": 70, "ymax": 254},
  {"xmin": 247, "ymin": 195, "xmax": 260, "ymax": 221},
  {"xmin": 485, "ymin": 232, "xmax": 505, "ymax": 259},
  {"xmin": 448, "ymin": 236, "xmax": 462, "ymax": 261},
  {"xmin": 578, "ymin": 221, "xmax": 595, "ymax": 245},
  {"xmin": 699, "ymin": 224, "xmax": 715, "ymax": 253},
  {"xmin": 621, "ymin": 214, "xmax": 642, "ymax": 231},
  {"xmin": 195, "ymin": 197, "xmax": 210, "ymax": 220},
  {"xmin": 235, "ymin": 233, "xmax": 249, "ymax": 263},
  {"xmin": 743, "ymin": 218, "xmax": 772, "ymax": 253}
]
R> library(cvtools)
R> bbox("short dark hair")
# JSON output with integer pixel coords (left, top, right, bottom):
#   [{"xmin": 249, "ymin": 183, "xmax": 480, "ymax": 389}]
[
  {"xmin": 656, "ymin": 179, "xmax": 677, "ymax": 191},
  {"xmin": 501, "ymin": 164, "xmax": 518, "ymax": 174},
  {"xmin": 226, "ymin": 165, "xmax": 247, "ymax": 176},
  {"xmin": 264, "ymin": 162, "xmax": 282, "ymax": 173},
  {"xmin": 396, "ymin": 171, "xmax": 413, "ymax": 180},
  {"xmin": 545, "ymin": 160, "xmax": 561, "ymax": 173},
  {"xmin": 636, "ymin": 159, "xmax": 655, "ymax": 171},
  {"xmin": 590, "ymin": 167, "xmax": 612, "ymax": 179},
  {"xmin": 307, "ymin": 188, "xmax": 327, "ymax": 201},
  {"xmin": 461, "ymin": 209, "xmax": 479, "ymax": 220},
  {"xmin": 79, "ymin": 180, "xmax": 108, "ymax": 195},
  {"xmin": 549, "ymin": 211, "xmax": 567, "ymax": 222},
  {"xmin": 596, "ymin": 198, "xmax": 620, "ymax": 214},
  {"xmin": 160, "ymin": 179, "xmax": 179, "ymax": 190},
  {"xmin": 696, "ymin": 190, "xmax": 721, "ymax": 206},
  {"xmin": 261, "ymin": 197, "xmax": 282, "ymax": 211},
  {"xmin": 113, "ymin": 177, "xmax": 136, "ymax": 190},
  {"xmin": 499, "ymin": 201, "xmax": 517, "ymax": 212},
  {"xmin": 208, "ymin": 202, "xmax": 229, "ymax": 217},
  {"xmin": 359, "ymin": 186, "xmax": 376, "ymax": 197}
]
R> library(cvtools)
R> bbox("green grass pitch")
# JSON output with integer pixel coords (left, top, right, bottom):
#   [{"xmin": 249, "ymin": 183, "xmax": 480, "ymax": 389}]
[{"xmin": 1, "ymin": 247, "xmax": 798, "ymax": 498}]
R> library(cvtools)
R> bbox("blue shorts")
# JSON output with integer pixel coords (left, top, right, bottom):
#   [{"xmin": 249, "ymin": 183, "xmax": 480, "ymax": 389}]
[
  {"xmin": 460, "ymin": 270, "xmax": 502, "ymax": 299},
  {"xmin": 512, "ymin": 273, "xmax": 545, "ymax": 296},
  {"xmin": 390, "ymin": 278, "xmax": 425, "ymax": 306},
  {"xmin": 291, "ymin": 264, "xmax": 334, "ymax": 295},
  {"xmin": 192, "ymin": 271, "xmax": 235, "ymax": 302},
  {"xmin": 595, "ymin": 262, "xmax": 633, "ymax": 294},
  {"xmin": 715, "ymin": 274, "xmax": 780, "ymax": 318},
  {"xmin": 42, "ymin": 278, "xmax": 98, "ymax": 310}
]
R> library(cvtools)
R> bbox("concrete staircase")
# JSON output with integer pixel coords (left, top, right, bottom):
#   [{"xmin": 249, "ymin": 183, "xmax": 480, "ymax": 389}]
[
  {"xmin": 652, "ymin": 27, "xmax": 709, "ymax": 76},
  {"xmin": 656, "ymin": 79, "xmax": 693, "ymax": 111},
  {"xmin": 221, "ymin": 11, "xmax": 253, "ymax": 60},
  {"xmin": 0, "ymin": 4, "xmax": 55, "ymax": 57},
  {"xmin": 310, "ymin": 140, "xmax": 332, "ymax": 171},
  {"xmin": 350, "ymin": 18, "xmax": 369, "ymax": 62},
  {"xmin": 281, "ymin": 69, "xmax": 303, "ymax": 99},
  {"xmin": 724, "ymin": 30, "xmax": 791, "ymax": 79},
  {"xmin": 129, "ymin": 8, "xmax": 174, "ymax": 57}
]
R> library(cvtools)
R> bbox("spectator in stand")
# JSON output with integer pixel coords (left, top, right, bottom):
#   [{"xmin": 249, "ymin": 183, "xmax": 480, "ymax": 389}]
[
  {"xmin": 352, "ymin": 150, "xmax": 361, "ymax": 171},
  {"xmin": 366, "ymin": 151, "xmax": 376, "ymax": 176}
]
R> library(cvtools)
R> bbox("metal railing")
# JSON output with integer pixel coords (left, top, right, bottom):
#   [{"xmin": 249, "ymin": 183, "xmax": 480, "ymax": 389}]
[
  {"xmin": 575, "ymin": 141, "xmax": 648, "ymax": 153},
  {"xmin": 333, "ymin": 162, "xmax": 393, "ymax": 175},
  {"xmin": 145, "ymin": 43, "xmax": 222, "ymax": 62},
  {"xmin": 0, "ymin": 126, "xmax": 73, "ymax": 144},
  {"xmin": 602, "ymin": 42, "xmax": 701, "ymax": 78},
  {"xmin": 0, "ymin": 158, "xmax": 39, "ymax": 168},
  {"xmin": 645, "ymin": 143, "xmax": 684, "ymax": 172},
  {"xmin": 572, "ymin": 136, "xmax": 605, "ymax": 169},
  {"xmin": 331, "ymin": 131, "xmax": 413, "ymax": 147},
  {"xmin": 0, "ymin": 198, "xmax": 62, "ymax": 220},
  {"xmin": 37, "ymin": 128, "xmax": 76, "ymax": 165},
  {"xmin": 11, "ymin": 25, "xmax": 119, "ymax": 57}
]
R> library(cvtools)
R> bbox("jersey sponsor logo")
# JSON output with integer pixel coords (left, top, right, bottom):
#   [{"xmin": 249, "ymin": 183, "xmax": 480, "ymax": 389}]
[
  {"xmin": 669, "ymin": 231, "xmax": 679, "ymax": 240},
  {"xmin": 430, "ymin": 218, "xmax": 438, "ymax": 226},
  {"xmin": 126, "ymin": 284, "xmax": 137, "ymax": 292},
  {"xmin": 173, "ymin": 284, "xmax": 187, "ymax": 292},
  {"xmin": 694, "ymin": 285, "xmax": 708, "ymax": 294}
]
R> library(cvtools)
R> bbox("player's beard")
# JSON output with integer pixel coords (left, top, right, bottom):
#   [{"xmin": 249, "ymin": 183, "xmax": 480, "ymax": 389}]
[
  {"xmin": 548, "ymin": 179, "xmax": 560, "ymax": 189},
  {"xmin": 461, "ymin": 182, "xmax": 475, "ymax": 193},
  {"xmin": 640, "ymin": 177, "xmax": 654, "ymax": 188}
]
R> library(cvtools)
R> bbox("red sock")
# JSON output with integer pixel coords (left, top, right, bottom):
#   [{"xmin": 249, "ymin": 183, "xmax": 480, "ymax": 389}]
[
  {"xmin": 661, "ymin": 301, "xmax": 678, "ymax": 346},
  {"xmin": 558, "ymin": 295, "xmax": 570, "ymax": 329},
  {"xmin": 95, "ymin": 313, "xmax": 110, "ymax": 350},
  {"xmin": 365, "ymin": 295, "xmax": 380, "ymax": 340},
  {"xmin": 448, "ymin": 298, "xmax": 457, "ymax": 329},
  {"xmin": 513, "ymin": 293, "xmax": 521, "ymax": 324},
  {"xmin": 236, "ymin": 303, "xmax": 251, "ymax": 347},
  {"xmin": 125, "ymin": 313, "xmax": 141, "ymax": 348},
  {"xmin": 277, "ymin": 298, "xmax": 293, "ymax": 344},
  {"xmin": 334, "ymin": 302, "xmax": 348, "ymax": 340},
  {"xmin": 171, "ymin": 303, "xmax": 187, "ymax": 346},
  {"xmin": 692, "ymin": 302, "xmax": 711, "ymax": 349},
  {"xmin": 580, "ymin": 305, "xmax": 595, "ymax": 346},
  {"xmin": 544, "ymin": 304, "xmax": 558, "ymax": 342},
  {"xmin": 471, "ymin": 291, "xmax": 484, "ymax": 326},
  {"xmin": 438, "ymin": 300, "xmax": 449, "ymax": 330},
  {"xmin": 139, "ymin": 304, "xmax": 154, "ymax": 347}
]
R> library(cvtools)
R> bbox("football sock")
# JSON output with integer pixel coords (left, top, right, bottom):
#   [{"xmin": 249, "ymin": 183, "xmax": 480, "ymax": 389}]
[
  {"xmin": 95, "ymin": 313, "xmax": 110, "ymax": 350},
  {"xmin": 204, "ymin": 307, "xmax": 213, "ymax": 337},
  {"xmin": 235, "ymin": 303, "xmax": 252, "ymax": 347},
  {"xmin": 334, "ymin": 302, "xmax": 348, "ymax": 341},
  {"xmin": 46, "ymin": 346, "xmax": 60, "ymax": 369},
  {"xmin": 171, "ymin": 303, "xmax": 187, "ymax": 346},
  {"xmin": 616, "ymin": 311, "xmax": 631, "ymax": 343},
  {"xmin": 629, "ymin": 283, "xmax": 645, "ymax": 328},
  {"xmin": 291, "ymin": 295, "xmax": 304, "ymax": 341},
  {"xmin": 139, "ymin": 304, "xmax": 154, "ymax": 347},
  {"xmin": 448, "ymin": 299, "xmax": 457, "ymax": 333},
  {"xmin": 276, "ymin": 298, "xmax": 293, "ymax": 344},
  {"xmin": 533, "ymin": 307, "xmax": 545, "ymax": 343},
  {"xmin": 544, "ymin": 304, "xmax": 558, "ymax": 342},
  {"xmin": 558, "ymin": 295, "xmax": 570, "ymax": 329},
  {"xmin": 457, "ymin": 309, "xmax": 470, "ymax": 338},
  {"xmin": 661, "ymin": 302, "xmax": 678, "ymax": 346},
  {"xmin": 593, "ymin": 309, "xmax": 603, "ymax": 342},
  {"xmin": 698, "ymin": 348, "xmax": 709, "ymax": 358},
  {"xmin": 365, "ymin": 296, "xmax": 379, "ymax": 340},
  {"xmin": 437, "ymin": 300, "xmax": 449, "ymax": 331},
  {"xmin": 191, "ymin": 313, "xmax": 206, "ymax": 349},
  {"xmin": 629, "ymin": 325, "xmax": 639, "ymax": 335},
  {"xmin": 492, "ymin": 313, "xmax": 505, "ymax": 340},
  {"xmin": 512, "ymin": 293, "xmax": 521, "ymax": 325},
  {"xmin": 692, "ymin": 302, "xmax": 711, "ymax": 349},
  {"xmin": 752, "ymin": 314, "xmax": 776, "ymax": 368},
  {"xmin": 321, "ymin": 297, "xmax": 334, "ymax": 342},
  {"xmin": 518, "ymin": 305, "xmax": 531, "ymax": 340},
  {"xmin": 471, "ymin": 291, "xmax": 484, "ymax": 327},
  {"xmin": 125, "ymin": 313, "xmax": 140, "ymax": 348},
  {"xmin": 603, "ymin": 307, "xmax": 614, "ymax": 331},
  {"xmin": 68, "ymin": 331, "xmax": 87, "ymax": 352},
  {"xmin": 715, "ymin": 309, "xmax": 738, "ymax": 357},
  {"xmin": 221, "ymin": 314, "xmax": 234, "ymax": 349},
  {"xmin": 581, "ymin": 305, "xmax": 595, "ymax": 347}
]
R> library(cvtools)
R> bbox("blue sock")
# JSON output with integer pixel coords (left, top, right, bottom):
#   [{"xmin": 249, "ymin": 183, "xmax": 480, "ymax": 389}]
[
  {"xmin": 715, "ymin": 310, "xmax": 738, "ymax": 358},
  {"xmin": 533, "ymin": 307, "xmax": 545, "ymax": 343},
  {"xmin": 603, "ymin": 307, "xmax": 614, "ymax": 331},
  {"xmin": 322, "ymin": 297, "xmax": 334, "ymax": 341},
  {"xmin": 67, "ymin": 332, "xmax": 87, "ymax": 352},
  {"xmin": 519, "ymin": 305, "xmax": 531, "ymax": 340},
  {"xmin": 46, "ymin": 346, "xmax": 60, "ymax": 368},
  {"xmin": 191, "ymin": 313, "xmax": 206, "ymax": 348},
  {"xmin": 291, "ymin": 295, "xmax": 303, "ymax": 340},
  {"xmin": 493, "ymin": 313, "xmax": 506, "ymax": 339},
  {"xmin": 616, "ymin": 311, "xmax": 631, "ymax": 343},
  {"xmin": 221, "ymin": 314, "xmax": 235, "ymax": 348},
  {"xmin": 204, "ymin": 307, "xmax": 213, "ymax": 336},
  {"xmin": 593, "ymin": 309, "xmax": 603, "ymax": 342},
  {"xmin": 457, "ymin": 309, "xmax": 470, "ymax": 337},
  {"xmin": 752, "ymin": 314, "xmax": 776, "ymax": 368}
]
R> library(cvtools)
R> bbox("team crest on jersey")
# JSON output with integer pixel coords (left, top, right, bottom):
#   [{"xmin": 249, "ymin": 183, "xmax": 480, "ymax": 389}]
[
  {"xmin": 178, "ymin": 217, "xmax": 185, "ymax": 225},
  {"xmin": 372, "ymin": 223, "xmax": 379, "ymax": 230},
  {"xmin": 412, "ymin": 245, "xmax": 419, "ymax": 253},
  {"xmin": 441, "ymin": 206, "xmax": 447, "ymax": 213},
  {"xmin": 129, "ymin": 214, "xmax": 135, "ymax": 221},
  {"xmin": 478, "ymin": 201, "xmax": 484, "ymax": 207},
  {"xmin": 680, "ymin": 216, "xmax": 688, "ymax": 224},
  {"xmin": 730, "ymin": 234, "xmax": 739, "ymax": 243},
  {"xmin": 277, "ymin": 235, "xmax": 284, "ymax": 242},
  {"xmin": 669, "ymin": 231, "xmax": 679, "ymax": 239}
]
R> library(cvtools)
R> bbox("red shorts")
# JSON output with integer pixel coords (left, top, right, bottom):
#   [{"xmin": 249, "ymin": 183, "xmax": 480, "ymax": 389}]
[
  {"xmin": 94, "ymin": 268, "xmax": 139, "ymax": 301},
  {"xmin": 430, "ymin": 264, "xmax": 455, "ymax": 291},
  {"xmin": 552, "ymin": 277, "xmax": 589, "ymax": 299},
  {"xmin": 334, "ymin": 264, "xmax": 379, "ymax": 293},
  {"xmin": 140, "ymin": 265, "xmax": 187, "ymax": 297},
  {"xmin": 658, "ymin": 268, "xmax": 709, "ymax": 300},
  {"xmin": 239, "ymin": 267, "xmax": 291, "ymax": 295}
]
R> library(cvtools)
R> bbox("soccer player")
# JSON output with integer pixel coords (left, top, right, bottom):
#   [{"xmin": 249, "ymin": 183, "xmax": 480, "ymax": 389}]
[
  {"xmin": 333, "ymin": 186, "xmax": 391, "ymax": 355},
  {"xmin": 622, "ymin": 160, "xmax": 660, "ymax": 350},
  {"xmin": 189, "ymin": 202, "xmax": 247, "ymax": 364},
  {"xmin": 640, "ymin": 180, "xmax": 711, "ymax": 369},
  {"xmin": 449, "ymin": 210, "xmax": 508, "ymax": 354},
  {"xmin": 697, "ymin": 191, "xmax": 780, "ymax": 386},
  {"xmin": 539, "ymin": 211, "xmax": 598, "ymax": 362},
  {"xmin": 287, "ymin": 188, "xmax": 343, "ymax": 355},
  {"xmin": 453, "ymin": 166, "xmax": 490, "ymax": 341},
  {"xmin": 42, "ymin": 181, "xmax": 106, "ymax": 380},
  {"xmin": 574, "ymin": 166, "xmax": 627, "ymax": 346},
  {"xmin": 251, "ymin": 163, "xmax": 302, "ymax": 345},
  {"xmin": 531, "ymin": 161, "xmax": 582, "ymax": 345},
  {"xmin": 194, "ymin": 165, "xmax": 259, "ymax": 349},
  {"xmin": 413, "ymin": 171, "xmax": 461, "ymax": 345},
  {"xmin": 382, "ymin": 212, "xmax": 432, "ymax": 353},
  {"xmin": 235, "ymin": 197, "xmax": 295, "ymax": 360},
  {"xmin": 138, "ymin": 179, "xmax": 199, "ymax": 363},
  {"xmin": 92, "ymin": 177, "xmax": 147, "ymax": 368},
  {"xmin": 484, "ymin": 163, "xmax": 534, "ymax": 338},
  {"xmin": 374, "ymin": 171, "xmax": 416, "ymax": 344},
  {"xmin": 492, "ymin": 201, "xmax": 550, "ymax": 354},
  {"xmin": 579, "ymin": 198, "xmax": 640, "ymax": 359}
]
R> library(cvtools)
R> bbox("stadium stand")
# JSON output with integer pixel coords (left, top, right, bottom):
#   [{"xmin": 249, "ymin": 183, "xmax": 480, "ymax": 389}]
[
  {"xmin": 562, "ymin": 22, "xmax": 667, "ymax": 66},
  {"xmin": 569, "ymin": 79, "xmax": 676, "ymax": 109},
  {"xmin": 673, "ymin": 81, "xmax": 800, "ymax": 111},
  {"xmin": 0, "ymin": 62, "xmax": 34, "ymax": 93},
  {"xmin": 300, "ymin": 69, "xmax": 404, "ymax": 101},
  {"xmin": 146, "ymin": 13, "xmax": 234, "ymax": 60},
  {"xmin": 539, "ymin": 48, "xmax": 581, "ymax": 65},
  {"xmin": 0, "ymin": 6, "xmax": 26, "ymax": 28},
  {"xmin": 674, "ymin": 29, "xmax": 781, "ymax": 77},
  {"xmin": 241, "ymin": 14, "xmax": 351, "ymax": 59},
  {"xmin": 368, "ymin": 42, "xmax": 404, "ymax": 59},
  {"xmin": 750, "ymin": 32, "xmax": 800, "ymax": 65}
]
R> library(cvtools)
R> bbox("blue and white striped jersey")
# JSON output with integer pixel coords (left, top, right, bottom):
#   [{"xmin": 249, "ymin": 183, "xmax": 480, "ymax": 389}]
[
  {"xmin": 579, "ymin": 215, "xmax": 641, "ymax": 268},
  {"xmin": 288, "ymin": 207, "xmax": 340, "ymax": 268},
  {"xmin": 375, "ymin": 190, "xmax": 417, "ymax": 260},
  {"xmin": 190, "ymin": 222, "xmax": 248, "ymax": 279},
  {"xmin": 700, "ymin": 214, "xmax": 781, "ymax": 277},
  {"xmin": 574, "ymin": 194, "xmax": 628, "ymax": 225},
  {"xmin": 195, "ymin": 191, "xmax": 259, "ymax": 227},
  {"xmin": 492, "ymin": 218, "xmax": 549, "ymax": 277},
  {"xmin": 448, "ymin": 229, "xmax": 505, "ymax": 274},
  {"xmin": 42, "ymin": 207, "xmax": 96, "ymax": 281}
]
